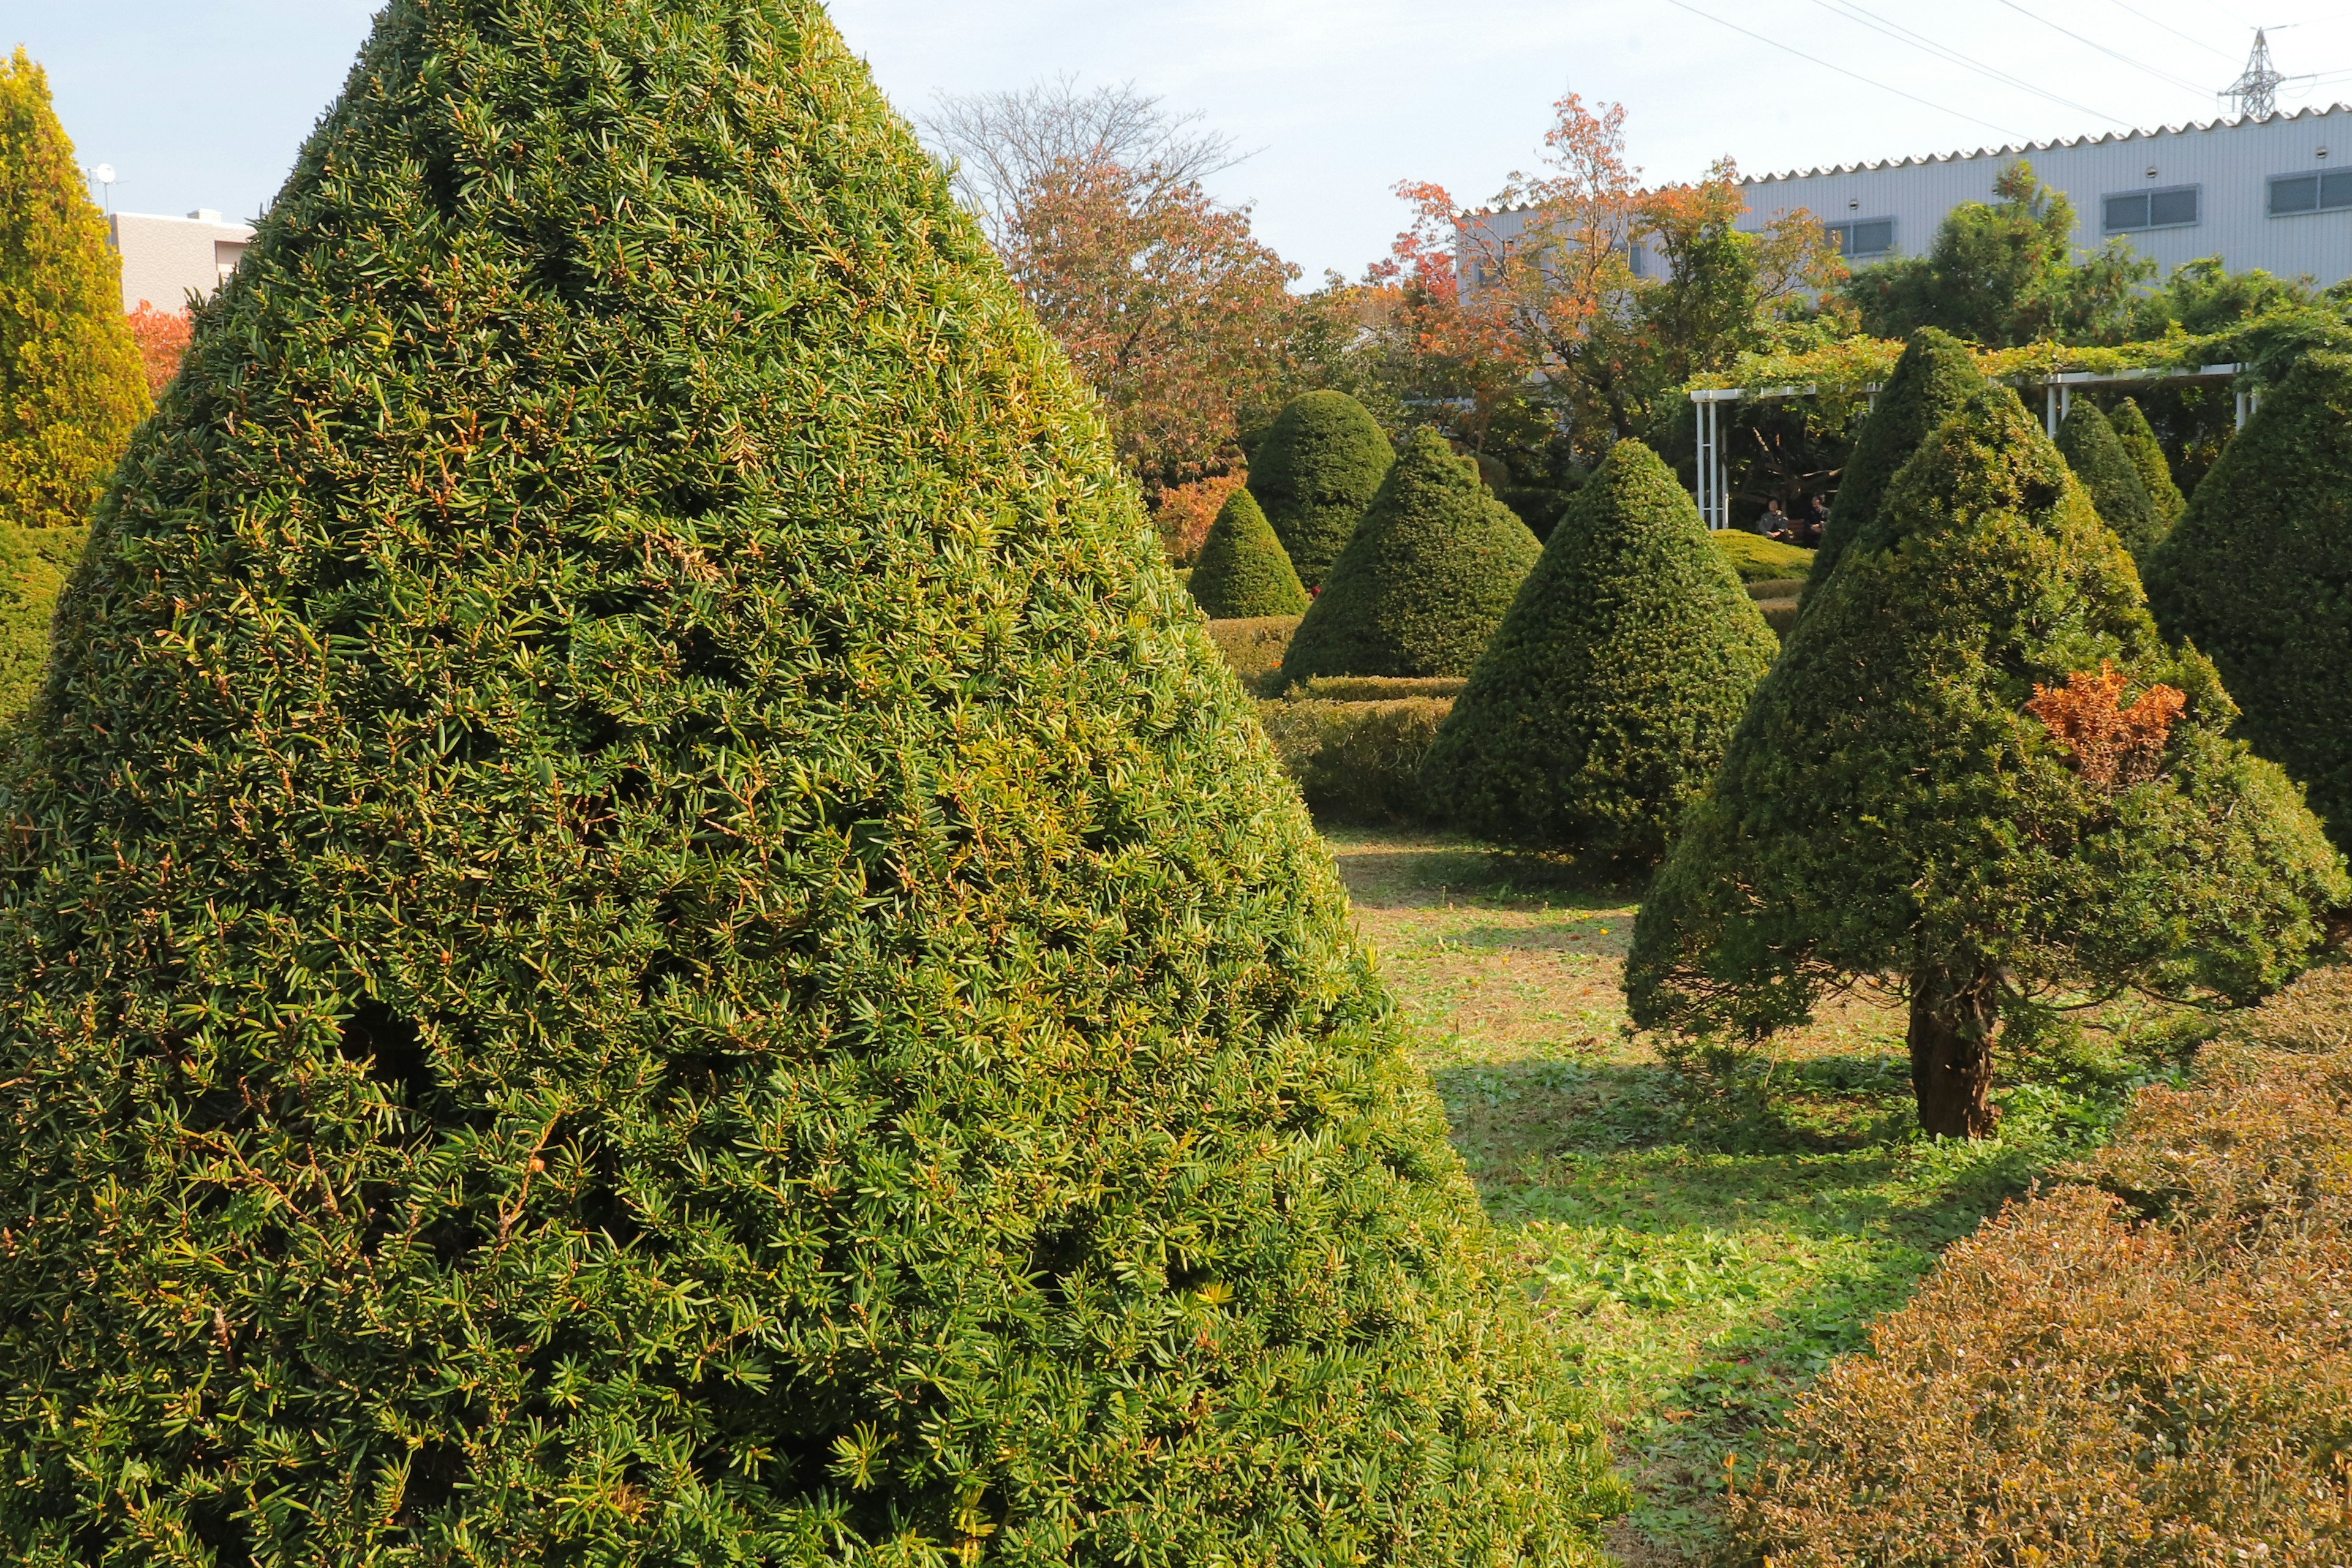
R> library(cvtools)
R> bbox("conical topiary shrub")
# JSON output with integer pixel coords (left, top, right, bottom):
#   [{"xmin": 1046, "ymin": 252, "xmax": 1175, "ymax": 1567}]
[
  {"xmin": 2056, "ymin": 399, "xmax": 2162, "ymax": 554},
  {"xmin": 1278, "ymin": 428, "xmax": 1540, "ymax": 684},
  {"xmin": 2145, "ymin": 352, "xmax": 2352, "ymax": 845},
  {"xmin": 1188, "ymin": 484, "xmax": 1307, "ymax": 617},
  {"xmin": 1630, "ymin": 386, "xmax": 2346, "ymax": 1139},
  {"xmin": 0, "ymin": 3, "xmax": 1627, "ymax": 1561},
  {"xmin": 2111, "ymin": 394, "xmax": 2185, "ymax": 527},
  {"xmin": 1419, "ymin": 438, "xmax": 1777, "ymax": 863},
  {"xmin": 0, "ymin": 48, "xmax": 148, "ymax": 533},
  {"xmin": 1801, "ymin": 326, "xmax": 1981, "ymax": 612},
  {"xmin": 1246, "ymin": 389, "xmax": 1392, "ymax": 589}
]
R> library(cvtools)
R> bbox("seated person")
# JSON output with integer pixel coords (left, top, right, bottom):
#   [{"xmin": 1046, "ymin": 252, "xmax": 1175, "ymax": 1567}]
[
  {"xmin": 1798, "ymin": 494, "xmax": 1827, "ymax": 548},
  {"xmin": 1757, "ymin": 498, "xmax": 1792, "ymax": 540}
]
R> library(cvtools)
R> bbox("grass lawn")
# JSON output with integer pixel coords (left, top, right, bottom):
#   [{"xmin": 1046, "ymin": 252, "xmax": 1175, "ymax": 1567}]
[{"xmin": 1327, "ymin": 826, "xmax": 2199, "ymax": 1565}]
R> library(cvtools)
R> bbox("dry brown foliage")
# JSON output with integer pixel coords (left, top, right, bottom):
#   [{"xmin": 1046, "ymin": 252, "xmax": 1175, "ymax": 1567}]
[
  {"xmin": 1727, "ymin": 964, "xmax": 2352, "ymax": 1565},
  {"xmin": 123, "ymin": 300, "xmax": 191, "ymax": 396},
  {"xmin": 2026, "ymin": 662, "xmax": 2187, "ymax": 789}
]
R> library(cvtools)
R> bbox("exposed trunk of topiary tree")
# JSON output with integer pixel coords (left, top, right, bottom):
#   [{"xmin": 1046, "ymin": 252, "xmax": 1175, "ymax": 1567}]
[{"xmin": 1630, "ymin": 385, "xmax": 2348, "ymax": 1139}]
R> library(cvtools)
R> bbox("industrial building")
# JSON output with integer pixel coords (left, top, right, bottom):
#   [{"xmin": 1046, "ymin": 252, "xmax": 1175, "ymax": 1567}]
[{"xmin": 107, "ymin": 209, "xmax": 254, "ymax": 315}]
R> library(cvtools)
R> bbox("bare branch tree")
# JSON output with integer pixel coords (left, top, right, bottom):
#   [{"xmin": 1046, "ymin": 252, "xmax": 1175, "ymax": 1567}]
[{"xmin": 923, "ymin": 75, "xmax": 1250, "ymax": 247}]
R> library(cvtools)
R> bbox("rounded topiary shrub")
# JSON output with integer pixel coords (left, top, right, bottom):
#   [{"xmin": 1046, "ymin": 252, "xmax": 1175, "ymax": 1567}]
[
  {"xmin": 1278, "ymin": 428, "xmax": 1540, "ymax": 685},
  {"xmin": 0, "ymin": 48, "xmax": 148, "ymax": 533},
  {"xmin": 1420, "ymin": 439, "xmax": 1777, "ymax": 863},
  {"xmin": 1246, "ymin": 389, "xmax": 1392, "ymax": 589},
  {"xmin": 0, "ymin": 2, "xmax": 1627, "ymax": 1561},
  {"xmin": 1802, "ymin": 326, "xmax": 1980, "ymax": 612},
  {"xmin": 1188, "ymin": 484, "xmax": 1306, "ymax": 617},
  {"xmin": 1631, "ymin": 386, "xmax": 2345, "ymax": 1139},
  {"xmin": 2056, "ymin": 398, "xmax": 2162, "ymax": 555},
  {"xmin": 2111, "ymin": 396, "xmax": 2185, "ymax": 527},
  {"xmin": 2144, "ymin": 352, "xmax": 2352, "ymax": 845}
]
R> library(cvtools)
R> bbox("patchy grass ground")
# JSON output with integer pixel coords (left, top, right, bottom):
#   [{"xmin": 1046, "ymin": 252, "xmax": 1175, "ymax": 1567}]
[{"xmin": 1327, "ymin": 827, "xmax": 2201, "ymax": 1566}]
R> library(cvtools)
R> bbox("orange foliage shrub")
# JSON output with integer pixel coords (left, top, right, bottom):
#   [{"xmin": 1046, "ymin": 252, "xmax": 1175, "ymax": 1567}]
[
  {"xmin": 1151, "ymin": 467, "xmax": 1245, "ymax": 567},
  {"xmin": 123, "ymin": 300, "xmax": 191, "ymax": 396},
  {"xmin": 1727, "ymin": 963, "xmax": 2352, "ymax": 1566},
  {"xmin": 2026, "ymin": 661, "xmax": 2186, "ymax": 788}
]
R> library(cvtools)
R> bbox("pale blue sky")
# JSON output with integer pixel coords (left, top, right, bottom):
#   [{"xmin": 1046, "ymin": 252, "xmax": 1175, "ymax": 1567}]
[{"xmin": 10, "ymin": 0, "xmax": 2347, "ymax": 283}]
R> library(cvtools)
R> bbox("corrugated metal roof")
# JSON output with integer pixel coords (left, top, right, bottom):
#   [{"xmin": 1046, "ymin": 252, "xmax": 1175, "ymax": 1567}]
[{"xmin": 1744, "ymin": 103, "xmax": 2352, "ymax": 186}]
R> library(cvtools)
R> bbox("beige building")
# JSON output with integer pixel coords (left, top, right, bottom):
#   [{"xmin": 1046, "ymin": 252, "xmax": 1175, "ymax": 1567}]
[{"xmin": 108, "ymin": 209, "xmax": 254, "ymax": 314}]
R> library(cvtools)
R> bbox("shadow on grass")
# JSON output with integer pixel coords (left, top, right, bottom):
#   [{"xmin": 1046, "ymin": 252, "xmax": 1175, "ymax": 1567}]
[{"xmin": 1328, "ymin": 838, "xmax": 1645, "ymax": 911}]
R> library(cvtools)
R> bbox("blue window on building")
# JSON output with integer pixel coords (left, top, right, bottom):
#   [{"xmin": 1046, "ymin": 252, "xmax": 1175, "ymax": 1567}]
[
  {"xmin": 1823, "ymin": 217, "xmax": 1895, "ymax": 258},
  {"xmin": 2104, "ymin": 186, "xmax": 2199, "ymax": 233},
  {"xmin": 2271, "ymin": 170, "xmax": 2352, "ymax": 216}
]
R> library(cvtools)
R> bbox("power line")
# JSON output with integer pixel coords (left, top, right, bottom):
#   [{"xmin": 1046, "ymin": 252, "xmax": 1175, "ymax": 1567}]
[
  {"xmin": 1810, "ymin": 0, "xmax": 2128, "ymax": 123},
  {"xmin": 2095, "ymin": 0, "xmax": 2238, "ymax": 63},
  {"xmin": 1984, "ymin": 0, "xmax": 2213, "ymax": 96},
  {"xmin": 1661, "ymin": 0, "xmax": 2026, "ymax": 138}
]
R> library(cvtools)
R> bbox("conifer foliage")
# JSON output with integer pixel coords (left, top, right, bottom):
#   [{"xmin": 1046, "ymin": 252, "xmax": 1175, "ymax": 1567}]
[
  {"xmin": 1280, "ymin": 428, "xmax": 1540, "ymax": 684},
  {"xmin": 2111, "ymin": 395, "xmax": 2184, "ymax": 527},
  {"xmin": 1187, "ymin": 483, "xmax": 1307, "ymax": 617},
  {"xmin": 2145, "ymin": 352, "xmax": 2352, "ymax": 845},
  {"xmin": 2056, "ymin": 398, "xmax": 2163, "ymax": 554},
  {"xmin": 1246, "ymin": 389, "xmax": 1393, "ymax": 589},
  {"xmin": 1801, "ymin": 326, "xmax": 1980, "ymax": 611},
  {"xmin": 1630, "ymin": 387, "xmax": 2346, "ymax": 1139},
  {"xmin": 0, "ymin": 48, "xmax": 148, "ymax": 532},
  {"xmin": 1420, "ymin": 438, "xmax": 1777, "ymax": 862},
  {"xmin": 0, "ymin": 3, "xmax": 1623, "ymax": 1561}
]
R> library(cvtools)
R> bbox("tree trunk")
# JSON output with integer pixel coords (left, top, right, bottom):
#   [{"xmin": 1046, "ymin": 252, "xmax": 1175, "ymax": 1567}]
[{"xmin": 1907, "ymin": 965, "xmax": 2000, "ymax": 1139}]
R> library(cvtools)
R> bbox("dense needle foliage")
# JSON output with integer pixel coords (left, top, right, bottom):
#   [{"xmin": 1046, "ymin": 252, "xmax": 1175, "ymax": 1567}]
[
  {"xmin": 2055, "ymin": 398, "xmax": 2162, "ymax": 556},
  {"xmin": 0, "ymin": 48, "xmax": 148, "ymax": 532},
  {"xmin": 1186, "ymin": 484, "xmax": 1306, "ymax": 617},
  {"xmin": 1420, "ymin": 439, "xmax": 1776, "ymax": 862},
  {"xmin": 0, "ymin": 2, "xmax": 1624, "ymax": 1561},
  {"xmin": 1279, "ymin": 428, "xmax": 1540, "ymax": 684},
  {"xmin": 1629, "ymin": 387, "xmax": 2345, "ymax": 1137},
  {"xmin": 2144, "ymin": 352, "xmax": 2352, "ymax": 847},
  {"xmin": 1246, "ymin": 389, "xmax": 1393, "ymax": 589},
  {"xmin": 2109, "ymin": 395, "xmax": 2184, "ymax": 526},
  {"xmin": 1800, "ymin": 327, "xmax": 1980, "ymax": 612}
]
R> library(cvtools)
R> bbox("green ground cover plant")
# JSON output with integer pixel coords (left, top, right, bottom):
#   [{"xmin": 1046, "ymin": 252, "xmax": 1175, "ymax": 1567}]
[
  {"xmin": 1727, "ymin": 962, "xmax": 2352, "ymax": 1566},
  {"xmin": 2144, "ymin": 351, "xmax": 2352, "ymax": 847},
  {"xmin": 1246, "ymin": 389, "xmax": 1393, "ymax": 589},
  {"xmin": 1325, "ymin": 829, "xmax": 2187, "ymax": 1566},
  {"xmin": 1279, "ymin": 427, "xmax": 1540, "ymax": 684},
  {"xmin": 1709, "ymin": 531, "xmax": 1812, "ymax": 584},
  {"xmin": 2109, "ymin": 395, "xmax": 2185, "ymax": 526},
  {"xmin": 0, "ymin": 48, "xmax": 148, "ymax": 534},
  {"xmin": 1800, "ymin": 327, "xmax": 1980, "ymax": 612},
  {"xmin": 1186, "ymin": 484, "xmax": 1307, "ymax": 617},
  {"xmin": 1422, "ymin": 439, "xmax": 1776, "ymax": 864},
  {"xmin": 1631, "ymin": 386, "xmax": 2346, "ymax": 1138},
  {"xmin": 2055, "ymin": 398, "xmax": 2163, "ymax": 555},
  {"xmin": 0, "ymin": 2, "xmax": 1625, "ymax": 1559}
]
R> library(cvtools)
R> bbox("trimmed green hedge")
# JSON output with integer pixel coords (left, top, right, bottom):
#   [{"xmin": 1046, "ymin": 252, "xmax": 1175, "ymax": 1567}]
[
  {"xmin": 2057, "ymin": 398, "xmax": 2163, "ymax": 555},
  {"xmin": 2112, "ymin": 395, "xmax": 2185, "ymax": 527},
  {"xmin": 1801, "ymin": 326, "xmax": 1981, "ymax": 612},
  {"xmin": 1299, "ymin": 674, "xmax": 1465, "ymax": 701},
  {"xmin": 0, "ymin": 2, "xmax": 1625, "ymax": 1559},
  {"xmin": 1188, "ymin": 485, "xmax": 1307, "ymax": 618},
  {"xmin": 1257, "ymin": 695, "xmax": 1452, "ymax": 824},
  {"xmin": 1204, "ymin": 613, "xmax": 1299, "ymax": 693},
  {"xmin": 1711, "ymin": 530, "xmax": 1815, "ymax": 584},
  {"xmin": 1278, "ymin": 428, "xmax": 1540, "ymax": 684},
  {"xmin": 1420, "ymin": 439, "xmax": 1777, "ymax": 862},
  {"xmin": 1246, "ymin": 390, "xmax": 1392, "ymax": 590},
  {"xmin": 2145, "ymin": 351, "xmax": 2352, "ymax": 845}
]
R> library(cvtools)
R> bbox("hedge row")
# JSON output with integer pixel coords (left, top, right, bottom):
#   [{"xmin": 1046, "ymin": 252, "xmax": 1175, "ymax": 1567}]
[{"xmin": 1255, "ymin": 695, "xmax": 1452, "ymax": 825}]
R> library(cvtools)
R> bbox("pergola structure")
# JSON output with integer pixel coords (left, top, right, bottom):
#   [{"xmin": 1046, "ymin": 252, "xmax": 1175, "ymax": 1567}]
[{"xmin": 1689, "ymin": 364, "xmax": 2256, "ymax": 532}]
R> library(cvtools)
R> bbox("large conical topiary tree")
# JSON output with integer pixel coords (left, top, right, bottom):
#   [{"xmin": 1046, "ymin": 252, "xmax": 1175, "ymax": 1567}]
[
  {"xmin": 0, "ymin": 3, "xmax": 1626, "ymax": 1561},
  {"xmin": 1278, "ymin": 428, "xmax": 1540, "ymax": 684},
  {"xmin": 2144, "ymin": 352, "xmax": 2352, "ymax": 845},
  {"xmin": 1188, "ymin": 484, "xmax": 1307, "ymax": 617},
  {"xmin": 2056, "ymin": 398, "xmax": 2163, "ymax": 555},
  {"xmin": 1420, "ymin": 439, "xmax": 1777, "ymax": 863},
  {"xmin": 1630, "ymin": 386, "xmax": 2346, "ymax": 1139},
  {"xmin": 2111, "ymin": 395, "xmax": 2185, "ymax": 527},
  {"xmin": 0, "ymin": 48, "xmax": 148, "ymax": 533},
  {"xmin": 1246, "ymin": 389, "xmax": 1392, "ymax": 589},
  {"xmin": 1801, "ymin": 326, "xmax": 1981, "ymax": 613}
]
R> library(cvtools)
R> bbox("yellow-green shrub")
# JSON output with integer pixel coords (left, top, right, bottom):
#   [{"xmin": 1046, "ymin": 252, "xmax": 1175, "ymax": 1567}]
[{"xmin": 1257, "ymin": 695, "xmax": 1453, "ymax": 823}]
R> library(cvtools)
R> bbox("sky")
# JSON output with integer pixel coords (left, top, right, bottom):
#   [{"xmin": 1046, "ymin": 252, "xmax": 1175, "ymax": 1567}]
[{"xmin": 10, "ymin": 0, "xmax": 2350, "ymax": 283}]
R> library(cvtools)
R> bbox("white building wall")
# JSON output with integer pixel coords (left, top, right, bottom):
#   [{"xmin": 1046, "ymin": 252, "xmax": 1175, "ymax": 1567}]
[
  {"xmin": 108, "ymin": 211, "xmax": 255, "ymax": 315},
  {"xmin": 1742, "ymin": 105, "xmax": 2352, "ymax": 288}
]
